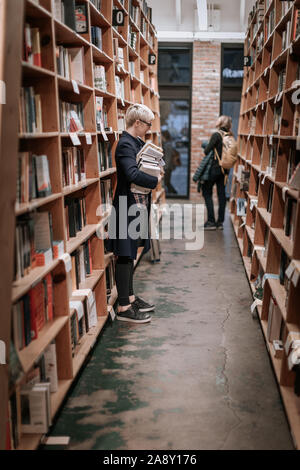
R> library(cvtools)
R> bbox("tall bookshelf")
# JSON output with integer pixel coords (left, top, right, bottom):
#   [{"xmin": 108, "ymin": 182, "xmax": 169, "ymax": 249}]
[
  {"xmin": 230, "ymin": 0, "xmax": 300, "ymax": 448},
  {"xmin": 2, "ymin": 0, "xmax": 164, "ymax": 450}
]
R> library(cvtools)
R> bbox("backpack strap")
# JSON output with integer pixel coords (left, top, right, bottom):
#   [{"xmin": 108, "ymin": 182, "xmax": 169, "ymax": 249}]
[{"xmin": 214, "ymin": 148, "xmax": 225, "ymax": 175}]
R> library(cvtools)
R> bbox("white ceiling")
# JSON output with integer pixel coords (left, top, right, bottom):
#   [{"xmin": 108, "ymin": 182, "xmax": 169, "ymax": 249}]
[{"xmin": 147, "ymin": 0, "xmax": 256, "ymax": 42}]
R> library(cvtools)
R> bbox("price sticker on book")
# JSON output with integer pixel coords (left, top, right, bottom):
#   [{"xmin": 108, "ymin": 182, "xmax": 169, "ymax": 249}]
[
  {"xmin": 269, "ymin": 135, "xmax": 273, "ymax": 145},
  {"xmin": 69, "ymin": 132, "xmax": 81, "ymax": 146},
  {"xmin": 100, "ymin": 122, "xmax": 108, "ymax": 141},
  {"xmin": 85, "ymin": 133, "xmax": 92, "ymax": 145},
  {"xmin": 121, "ymin": 97, "xmax": 125, "ymax": 107},
  {"xmin": 71, "ymin": 80, "xmax": 80, "ymax": 94},
  {"xmin": 282, "ymin": 186, "xmax": 289, "ymax": 201},
  {"xmin": 109, "ymin": 306, "xmax": 116, "ymax": 321}
]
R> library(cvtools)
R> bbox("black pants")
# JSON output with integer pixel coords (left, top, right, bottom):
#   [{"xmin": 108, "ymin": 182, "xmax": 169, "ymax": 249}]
[
  {"xmin": 202, "ymin": 174, "xmax": 226, "ymax": 224},
  {"xmin": 115, "ymin": 256, "xmax": 134, "ymax": 306}
]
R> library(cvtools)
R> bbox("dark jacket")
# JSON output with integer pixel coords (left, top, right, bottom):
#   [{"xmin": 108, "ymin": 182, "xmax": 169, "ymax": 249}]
[
  {"xmin": 193, "ymin": 141, "xmax": 214, "ymax": 192},
  {"xmin": 106, "ymin": 131, "xmax": 158, "ymax": 259},
  {"xmin": 204, "ymin": 128, "xmax": 229, "ymax": 176}
]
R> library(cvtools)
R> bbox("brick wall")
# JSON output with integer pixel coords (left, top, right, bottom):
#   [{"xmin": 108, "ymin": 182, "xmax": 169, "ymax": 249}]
[{"xmin": 190, "ymin": 41, "xmax": 221, "ymax": 201}]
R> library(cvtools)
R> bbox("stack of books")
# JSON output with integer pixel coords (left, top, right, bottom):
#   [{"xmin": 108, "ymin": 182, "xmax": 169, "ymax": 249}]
[{"xmin": 131, "ymin": 142, "xmax": 164, "ymax": 195}]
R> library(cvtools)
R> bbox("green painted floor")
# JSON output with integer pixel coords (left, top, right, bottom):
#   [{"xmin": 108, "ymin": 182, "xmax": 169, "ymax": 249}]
[{"xmin": 43, "ymin": 204, "xmax": 294, "ymax": 450}]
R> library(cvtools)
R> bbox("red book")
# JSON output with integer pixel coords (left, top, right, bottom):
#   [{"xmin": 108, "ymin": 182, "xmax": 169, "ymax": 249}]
[
  {"xmin": 46, "ymin": 273, "xmax": 54, "ymax": 322},
  {"xmin": 292, "ymin": 9, "xmax": 299, "ymax": 40},
  {"xmin": 29, "ymin": 282, "xmax": 45, "ymax": 339},
  {"xmin": 88, "ymin": 239, "xmax": 93, "ymax": 274}
]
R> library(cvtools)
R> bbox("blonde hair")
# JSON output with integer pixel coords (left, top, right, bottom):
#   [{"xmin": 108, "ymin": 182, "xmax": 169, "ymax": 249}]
[
  {"xmin": 216, "ymin": 115, "xmax": 232, "ymax": 131},
  {"xmin": 125, "ymin": 103, "xmax": 154, "ymax": 128}
]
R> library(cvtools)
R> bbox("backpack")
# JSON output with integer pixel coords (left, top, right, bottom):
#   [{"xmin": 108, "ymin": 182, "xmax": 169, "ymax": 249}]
[{"xmin": 217, "ymin": 131, "xmax": 238, "ymax": 169}]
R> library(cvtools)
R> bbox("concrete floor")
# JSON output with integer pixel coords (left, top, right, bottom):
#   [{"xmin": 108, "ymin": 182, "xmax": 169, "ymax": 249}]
[{"xmin": 44, "ymin": 202, "xmax": 294, "ymax": 450}]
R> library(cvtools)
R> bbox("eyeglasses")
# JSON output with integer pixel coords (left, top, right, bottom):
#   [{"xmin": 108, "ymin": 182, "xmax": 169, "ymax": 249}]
[{"xmin": 139, "ymin": 119, "xmax": 152, "ymax": 127}]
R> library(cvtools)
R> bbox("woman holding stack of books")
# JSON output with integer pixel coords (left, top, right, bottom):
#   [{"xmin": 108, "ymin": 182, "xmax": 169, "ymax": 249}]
[{"xmin": 107, "ymin": 104, "xmax": 162, "ymax": 324}]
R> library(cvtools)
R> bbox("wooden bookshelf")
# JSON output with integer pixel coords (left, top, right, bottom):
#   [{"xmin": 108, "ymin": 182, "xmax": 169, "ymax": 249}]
[
  {"xmin": 231, "ymin": 0, "xmax": 300, "ymax": 449},
  {"xmin": 2, "ymin": 0, "xmax": 164, "ymax": 450}
]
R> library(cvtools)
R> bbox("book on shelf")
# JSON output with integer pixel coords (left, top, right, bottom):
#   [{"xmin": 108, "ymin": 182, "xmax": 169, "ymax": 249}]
[
  {"xmin": 236, "ymin": 197, "xmax": 247, "ymax": 217},
  {"xmin": 56, "ymin": 46, "xmax": 85, "ymax": 84},
  {"xmin": 93, "ymin": 64, "xmax": 106, "ymax": 91},
  {"xmin": 129, "ymin": 0, "xmax": 139, "ymax": 25},
  {"xmin": 71, "ymin": 288, "xmax": 97, "ymax": 330},
  {"xmin": 265, "ymin": 7, "xmax": 275, "ymax": 40},
  {"xmin": 90, "ymin": 0, "xmax": 101, "ymax": 11},
  {"xmin": 282, "ymin": 1, "xmax": 293, "ymax": 16},
  {"xmin": 8, "ymin": 340, "xmax": 24, "ymax": 389},
  {"xmin": 289, "ymin": 162, "xmax": 300, "ymax": 190},
  {"xmin": 293, "ymin": 108, "xmax": 300, "ymax": 137},
  {"xmin": 292, "ymin": 8, "xmax": 300, "ymax": 40},
  {"xmin": 279, "ymin": 248, "xmax": 290, "ymax": 292},
  {"xmin": 19, "ymin": 87, "xmax": 43, "ymax": 134},
  {"xmin": 100, "ymin": 179, "xmax": 113, "ymax": 212},
  {"xmin": 20, "ymin": 381, "xmax": 51, "ymax": 434},
  {"xmin": 23, "ymin": 24, "xmax": 42, "ymax": 67},
  {"xmin": 128, "ymin": 25, "xmax": 137, "ymax": 51},
  {"xmin": 273, "ymin": 105, "xmax": 282, "ymax": 135},
  {"xmin": 284, "ymin": 197, "xmax": 297, "ymax": 240},
  {"xmin": 278, "ymin": 69, "xmax": 286, "ymax": 93},
  {"xmin": 129, "ymin": 60, "xmax": 135, "ymax": 76},
  {"xmin": 62, "ymin": 146, "xmax": 86, "ymax": 187},
  {"xmin": 59, "ymin": 100, "xmax": 84, "ymax": 132},
  {"xmin": 287, "ymin": 148, "xmax": 300, "ymax": 183},
  {"xmin": 266, "ymin": 183, "xmax": 274, "ymax": 213},
  {"xmin": 115, "ymin": 75, "xmax": 125, "ymax": 101},
  {"xmin": 64, "ymin": 195, "xmax": 87, "ymax": 239},
  {"xmin": 70, "ymin": 241, "xmax": 93, "ymax": 290},
  {"xmin": 98, "ymin": 141, "xmax": 112, "ymax": 172},
  {"xmin": 53, "ymin": 0, "xmax": 78, "ymax": 32},
  {"xmin": 12, "ymin": 273, "xmax": 54, "ymax": 350},
  {"xmin": 263, "ymin": 227, "xmax": 269, "ymax": 258},
  {"xmin": 91, "ymin": 26, "xmax": 102, "ymax": 50},
  {"xmin": 282, "ymin": 20, "xmax": 291, "ymax": 51},
  {"xmin": 267, "ymin": 295, "xmax": 282, "ymax": 343},
  {"xmin": 240, "ymin": 169, "xmax": 250, "ymax": 192},
  {"xmin": 117, "ymin": 109, "xmax": 126, "ymax": 131},
  {"xmin": 75, "ymin": 3, "xmax": 88, "ymax": 34},
  {"xmin": 16, "ymin": 152, "xmax": 52, "ymax": 205},
  {"xmin": 267, "ymin": 144, "xmax": 277, "ymax": 177}
]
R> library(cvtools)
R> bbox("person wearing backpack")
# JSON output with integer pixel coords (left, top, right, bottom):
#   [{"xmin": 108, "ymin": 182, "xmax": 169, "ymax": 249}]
[{"xmin": 201, "ymin": 115, "xmax": 237, "ymax": 230}]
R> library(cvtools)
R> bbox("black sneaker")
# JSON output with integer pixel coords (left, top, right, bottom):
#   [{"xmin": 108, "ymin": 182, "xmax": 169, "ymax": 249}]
[
  {"xmin": 132, "ymin": 295, "xmax": 155, "ymax": 313},
  {"xmin": 204, "ymin": 221, "xmax": 216, "ymax": 230},
  {"xmin": 216, "ymin": 222, "xmax": 223, "ymax": 230},
  {"xmin": 116, "ymin": 305, "xmax": 152, "ymax": 323}
]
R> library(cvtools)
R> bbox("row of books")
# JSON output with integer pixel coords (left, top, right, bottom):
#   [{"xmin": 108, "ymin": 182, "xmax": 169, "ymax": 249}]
[
  {"xmin": 8, "ymin": 341, "xmax": 58, "ymax": 448},
  {"xmin": 56, "ymin": 46, "xmax": 85, "ymax": 84},
  {"xmin": 101, "ymin": 179, "xmax": 113, "ymax": 212},
  {"xmin": 140, "ymin": 0, "xmax": 152, "ymax": 23},
  {"xmin": 70, "ymin": 241, "xmax": 93, "ymax": 291},
  {"xmin": 62, "ymin": 146, "xmax": 86, "ymax": 187},
  {"xmin": 128, "ymin": 25, "xmax": 138, "ymax": 51},
  {"xmin": 16, "ymin": 152, "xmax": 51, "ymax": 204},
  {"xmin": 59, "ymin": 100, "xmax": 84, "ymax": 133},
  {"xmin": 90, "ymin": 0, "xmax": 101, "ymax": 11},
  {"xmin": 19, "ymin": 87, "xmax": 42, "ymax": 134},
  {"xmin": 98, "ymin": 141, "xmax": 113, "ymax": 172},
  {"xmin": 52, "ymin": 0, "xmax": 88, "ymax": 33},
  {"xmin": 23, "ymin": 23, "xmax": 42, "ymax": 67},
  {"xmin": 15, "ymin": 212, "xmax": 64, "ymax": 280},
  {"xmin": 129, "ymin": 0, "xmax": 140, "ymax": 26},
  {"xmin": 115, "ymin": 75, "xmax": 125, "ymax": 101},
  {"xmin": 69, "ymin": 289, "xmax": 98, "ymax": 355},
  {"xmin": 284, "ymin": 197, "xmax": 297, "ymax": 241},
  {"xmin": 278, "ymin": 69, "xmax": 286, "ymax": 93},
  {"xmin": 94, "ymin": 64, "xmax": 106, "ymax": 91},
  {"xmin": 91, "ymin": 26, "xmax": 102, "ymax": 50},
  {"xmin": 282, "ymin": 20, "xmax": 292, "ymax": 51},
  {"xmin": 95, "ymin": 96, "xmax": 109, "ymax": 132},
  {"xmin": 65, "ymin": 196, "xmax": 87, "ymax": 239},
  {"xmin": 131, "ymin": 142, "xmax": 163, "ymax": 194},
  {"xmin": 12, "ymin": 274, "xmax": 54, "ymax": 350},
  {"xmin": 117, "ymin": 109, "xmax": 126, "ymax": 131}
]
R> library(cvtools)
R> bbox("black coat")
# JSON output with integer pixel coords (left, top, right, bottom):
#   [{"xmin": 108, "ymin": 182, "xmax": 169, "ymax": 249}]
[{"xmin": 107, "ymin": 131, "xmax": 158, "ymax": 259}]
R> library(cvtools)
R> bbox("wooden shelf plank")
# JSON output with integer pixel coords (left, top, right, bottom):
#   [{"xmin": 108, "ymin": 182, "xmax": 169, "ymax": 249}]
[
  {"xmin": 18, "ymin": 316, "xmax": 69, "ymax": 374},
  {"xmin": 12, "ymin": 259, "xmax": 60, "ymax": 303},
  {"xmin": 15, "ymin": 193, "xmax": 62, "ymax": 216},
  {"xmin": 62, "ymin": 178, "xmax": 99, "ymax": 196},
  {"xmin": 79, "ymin": 269, "xmax": 104, "ymax": 291},
  {"xmin": 66, "ymin": 224, "xmax": 98, "ymax": 254}
]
